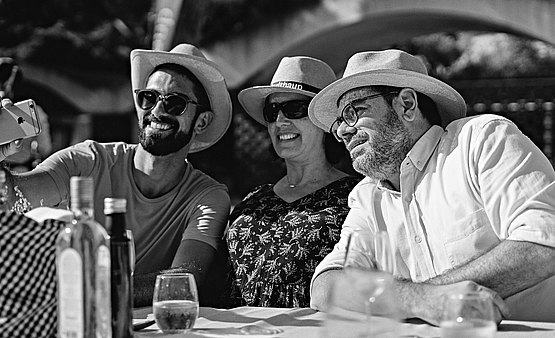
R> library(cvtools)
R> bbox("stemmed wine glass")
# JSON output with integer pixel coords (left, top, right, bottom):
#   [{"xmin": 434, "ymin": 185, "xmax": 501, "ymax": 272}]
[{"xmin": 343, "ymin": 229, "xmax": 399, "ymax": 336}]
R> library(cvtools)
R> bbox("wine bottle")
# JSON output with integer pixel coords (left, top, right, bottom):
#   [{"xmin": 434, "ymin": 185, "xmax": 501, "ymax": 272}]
[
  {"xmin": 104, "ymin": 197, "xmax": 133, "ymax": 338},
  {"xmin": 56, "ymin": 177, "xmax": 112, "ymax": 338}
]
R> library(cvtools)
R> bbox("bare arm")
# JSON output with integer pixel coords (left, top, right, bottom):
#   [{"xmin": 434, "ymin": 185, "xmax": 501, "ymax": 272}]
[
  {"xmin": 132, "ymin": 239, "xmax": 217, "ymax": 307},
  {"xmin": 391, "ymin": 240, "xmax": 555, "ymax": 325},
  {"xmin": 311, "ymin": 269, "xmax": 371, "ymax": 313},
  {"xmin": 0, "ymin": 164, "xmax": 62, "ymax": 211},
  {"xmin": 427, "ymin": 240, "xmax": 555, "ymax": 298}
]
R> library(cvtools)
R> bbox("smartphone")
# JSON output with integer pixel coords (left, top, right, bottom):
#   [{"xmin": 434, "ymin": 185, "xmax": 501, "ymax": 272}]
[{"xmin": 0, "ymin": 99, "xmax": 42, "ymax": 145}]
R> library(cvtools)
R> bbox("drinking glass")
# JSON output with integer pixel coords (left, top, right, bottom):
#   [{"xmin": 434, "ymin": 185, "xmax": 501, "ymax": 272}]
[
  {"xmin": 344, "ymin": 230, "xmax": 396, "ymax": 309},
  {"xmin": 344, "ymin": 230, "xmax": 394, "ymax": 274},
  {"xmin": 153, "ymin": 273, "xmax": 199, "ymax": 334},
  {"xmin": 126, "ymin": 229, "xmax": 135, "ymax": 274},
  {"xmin": 440, "ymin": 292, "xmax": 497, "ymax": 338},
  {"xmin": 323, "ymin": 229, "xmax": 399, "ymax": 337}
]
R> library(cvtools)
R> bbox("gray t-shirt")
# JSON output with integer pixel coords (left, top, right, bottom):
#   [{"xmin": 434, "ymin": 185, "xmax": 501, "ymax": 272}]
[{"xmin": 35, "ymin": 140, "xmax": 230, "ymax": 274}]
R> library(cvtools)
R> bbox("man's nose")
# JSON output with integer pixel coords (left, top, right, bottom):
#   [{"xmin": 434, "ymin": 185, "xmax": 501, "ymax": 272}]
[
  {"xmin": 337, "ymin": 122, "xmax": 356, "ymax": 140},
  {"xmin": 150, "ymin": 99, "xmax": 166, "ymax": 117}
]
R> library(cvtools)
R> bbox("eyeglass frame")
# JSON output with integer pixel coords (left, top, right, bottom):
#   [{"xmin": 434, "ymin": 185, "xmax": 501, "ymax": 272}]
[
  {"xmin": 329, "ymin": 91, "xmax": 399, "ymax": 141},
  {"xmin": 134, "ymin": 89, "xmax": 206, "ymax": 116}
]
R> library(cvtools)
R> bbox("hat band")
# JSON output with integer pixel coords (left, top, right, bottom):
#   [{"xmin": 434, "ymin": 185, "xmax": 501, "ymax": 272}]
[{"xmin": 271, "ymin": 81, "xmax": 320, "ymax": 94}]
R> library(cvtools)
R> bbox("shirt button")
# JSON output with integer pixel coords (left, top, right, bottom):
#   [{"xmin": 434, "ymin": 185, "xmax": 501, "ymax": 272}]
[{"xmin": 414, "ymin": 235, "xmax": 422, "ymax": 243}]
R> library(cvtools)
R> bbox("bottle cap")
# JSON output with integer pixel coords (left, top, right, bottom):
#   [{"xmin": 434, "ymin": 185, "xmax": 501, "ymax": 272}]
[
  {"xmin": 70, "ymin": 176, "xmax": 93, "ymax": 208},
  {"xmin": 104, "ymin": 198, "xmax": 127, "ymax": 215}
]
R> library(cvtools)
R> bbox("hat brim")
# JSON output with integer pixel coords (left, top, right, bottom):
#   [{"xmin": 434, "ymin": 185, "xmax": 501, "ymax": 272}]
[
  {"xmin": 131, "ymin": 49, "xmax": 232, "ymax": 153},
  {"xmin": 308, "ymin": 69, "xmax": 466, "ymax": 131},
  {"xmin": 238, "ymin": 86, "xmax": 317, "ymax": 126}
]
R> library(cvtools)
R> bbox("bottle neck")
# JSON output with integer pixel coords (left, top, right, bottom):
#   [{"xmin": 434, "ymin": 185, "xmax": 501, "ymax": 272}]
[
  {"xmin": 105, "ymin": 212, "xmax": 126, "ymax": 239},
  {"xmin": 71, "ymin": 202, "xmax": 95, "ymax": 220}
]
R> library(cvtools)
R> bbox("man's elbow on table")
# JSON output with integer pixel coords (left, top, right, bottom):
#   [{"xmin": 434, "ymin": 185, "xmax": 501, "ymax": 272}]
[{"xmin": 310, "ymin": 269, "xmax": 340, "ymax": 311}]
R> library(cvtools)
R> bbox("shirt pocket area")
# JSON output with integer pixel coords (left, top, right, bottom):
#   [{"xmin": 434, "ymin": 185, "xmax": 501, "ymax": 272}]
[{"xmin": 443, "ymin": 208, "xmax": 501, "ymax": 268}]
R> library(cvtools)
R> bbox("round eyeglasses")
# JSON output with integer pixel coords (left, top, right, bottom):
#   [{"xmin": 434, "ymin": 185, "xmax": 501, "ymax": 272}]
[
  {"xmin": 134, "ymin": 89, "xmax": 205, "ymax": 116},
  {"xmin": 329, "ymin": 91, "xmax": 398, "ymax": 141}
]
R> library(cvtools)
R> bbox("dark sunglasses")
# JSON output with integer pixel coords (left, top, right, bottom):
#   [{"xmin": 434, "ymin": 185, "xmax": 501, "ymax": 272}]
[
  {"xmin": 262, "ymin": 100, "xmax": 310, "ymax": 123},
  {"xmin": 134, "ymin": 89, "xmax": 205, "ymax": 116}
]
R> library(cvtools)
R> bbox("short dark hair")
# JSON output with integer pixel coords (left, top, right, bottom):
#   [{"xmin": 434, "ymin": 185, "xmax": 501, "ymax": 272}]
[
  {"xmin": 0, "ymin": 58, "xmax": 22, "ymax": 99},
  {"xmin": 365, "ymin": 85, "xmax": 442, "ymax": 126},
  {"xmin": 150, "ymin": 63, "xmax": 210, "ymax": 111}
]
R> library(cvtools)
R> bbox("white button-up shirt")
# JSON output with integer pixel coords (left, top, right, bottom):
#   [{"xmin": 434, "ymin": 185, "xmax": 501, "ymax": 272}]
[{"xmin": 312, "ymin": 114, "xmax": 555, "ymax": 321}]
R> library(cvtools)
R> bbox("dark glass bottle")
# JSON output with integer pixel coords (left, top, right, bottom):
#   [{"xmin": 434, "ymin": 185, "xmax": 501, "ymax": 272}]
[{"xmin": 104, "ymin": 198, "xmax": 133, "ymax": 338}]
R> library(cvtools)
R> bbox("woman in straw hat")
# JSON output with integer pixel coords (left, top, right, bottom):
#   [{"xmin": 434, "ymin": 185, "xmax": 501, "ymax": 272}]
[{"xmin": 225, "ymin": 56, "xmax": 360, "ymax": 307}]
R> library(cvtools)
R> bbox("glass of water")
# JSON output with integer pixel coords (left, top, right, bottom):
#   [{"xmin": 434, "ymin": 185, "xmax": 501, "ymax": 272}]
[
  {"xmin": 440, "ymin": 292, "xmax": 496, "ymax": 338},
  {"xmin": 323, "ymin": 229, "xmax": 400, "ymax": 337},
  {"xmin": 153, "ymin": 273, "xmax": 199, "ymax": 334}
]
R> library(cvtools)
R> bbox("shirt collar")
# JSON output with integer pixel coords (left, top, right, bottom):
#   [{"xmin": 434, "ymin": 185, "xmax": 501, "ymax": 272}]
[{"xmin": 406, "ymin": 125, "xmax": 444, "ymax": 171}]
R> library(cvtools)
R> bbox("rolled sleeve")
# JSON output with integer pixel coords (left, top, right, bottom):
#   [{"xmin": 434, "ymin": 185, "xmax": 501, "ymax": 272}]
[
  {"xmin": 310, "ymin": 181, "xmax": 374, "ymax": 289},
  {"xmin": 474, "ymin": 119, "xmax": 555, "ymax": 247}
]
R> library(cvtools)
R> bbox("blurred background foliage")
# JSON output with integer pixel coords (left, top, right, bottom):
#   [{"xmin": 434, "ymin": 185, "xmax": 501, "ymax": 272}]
[
  {"xmin": 1, "ymin": 0, "xmax": 554, "ymax": 80},
  {"xmin": 0, "ymin": 0, "xmax": 152, "ymax": 74}
]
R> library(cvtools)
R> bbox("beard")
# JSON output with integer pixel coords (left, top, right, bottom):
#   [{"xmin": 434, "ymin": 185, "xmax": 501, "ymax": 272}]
[
  {"xmin": 138, "ymin": 113, "xmax": 195, "ymax": 156},
  {"xmin": 350, "ymin": 108, "xmax": 412, "ymax": 181}
]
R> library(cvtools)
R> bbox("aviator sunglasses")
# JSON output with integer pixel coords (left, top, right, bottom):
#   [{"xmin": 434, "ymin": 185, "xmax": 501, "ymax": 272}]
[
  {"xmin": 134, "ymin": 89, "xmax": 205, "ymax": 116},
  {"xmin": 262, "ymin": 100, "xmax": 311, "ymax": 123}
]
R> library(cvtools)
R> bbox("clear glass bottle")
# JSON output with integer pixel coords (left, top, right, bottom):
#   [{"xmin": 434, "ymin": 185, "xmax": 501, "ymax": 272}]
[
  {"xmin": 56, "ymin": 176, "xmax": 112, "ymax": 338},
  {"xmin": 104, "ymin": 197, "xmax": 133, "ymax": 338}
]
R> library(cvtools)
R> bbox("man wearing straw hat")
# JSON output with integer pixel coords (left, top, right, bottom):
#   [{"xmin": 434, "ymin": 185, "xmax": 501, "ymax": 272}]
[
  {"xmin": 309, "ymin": 49, "xmax": 555, "ymax": 324},
  {"xmin": 0, "ymin": 44, "xmax": 232, "ymax": 305}
]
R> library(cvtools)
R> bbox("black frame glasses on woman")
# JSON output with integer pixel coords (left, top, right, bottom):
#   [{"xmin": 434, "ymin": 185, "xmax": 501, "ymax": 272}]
[
  {"xmin": 329, "ymin": 91, "xmax": 399, "ymax": 141},
  {"xmin": 263, "ymin": 100, "xmax": 311, "ymax": 123},
  {"xmin": 134, "ymin": 89, "xmax": 206, "ymax": 116}
]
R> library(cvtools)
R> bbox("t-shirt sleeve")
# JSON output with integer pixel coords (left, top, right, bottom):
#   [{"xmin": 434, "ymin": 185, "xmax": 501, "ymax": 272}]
[
  {"xmin": 180, "ymin": 185, "xmax": 231, "ymax": 250},
  {"xmin": 33, "ymin": 140, "xmax": 103, "ymax": 205}
]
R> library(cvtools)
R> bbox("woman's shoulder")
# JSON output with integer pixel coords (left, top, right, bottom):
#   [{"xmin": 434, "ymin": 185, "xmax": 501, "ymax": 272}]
[
  {"xmin": 240, "ymin": 183, "xmax": 274, "ymax": 201},
  {"xmin": 230, "ymin": 184, "xmax": 275, "ymax": 216}
]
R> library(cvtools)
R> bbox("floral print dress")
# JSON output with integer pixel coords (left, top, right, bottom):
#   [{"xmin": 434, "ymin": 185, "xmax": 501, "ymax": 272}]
[{"xmin": 226, "ymin": 176, "xmax": 360, "ymax": 307}]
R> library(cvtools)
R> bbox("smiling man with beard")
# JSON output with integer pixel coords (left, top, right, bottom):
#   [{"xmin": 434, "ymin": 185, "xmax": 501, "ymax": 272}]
[
  {"xmin": 308, "ymin": 49, "xmax": 555, "ymax": 324},
  {"xmin": 0, "ymin": 44, "xmax": 232, "ymax": 306}
]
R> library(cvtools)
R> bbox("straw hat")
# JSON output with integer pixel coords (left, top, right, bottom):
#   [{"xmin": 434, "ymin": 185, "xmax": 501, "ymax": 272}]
[
  {"xmin": 308, "ymin": 49, "xmax": 466, "ymax": 131},
  {"xmin": 238, "ymin": 56, "xmax": 336, "ymax": 126},
  {"xmin": 130, "ymin": 44, "xmax": 232, "ymax": 153}
]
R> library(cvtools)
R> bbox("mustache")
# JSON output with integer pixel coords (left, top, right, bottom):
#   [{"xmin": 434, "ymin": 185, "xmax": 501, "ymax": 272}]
[{"xmin": 142, "ymin": 113, "xmax": 177, "ymax": 127}]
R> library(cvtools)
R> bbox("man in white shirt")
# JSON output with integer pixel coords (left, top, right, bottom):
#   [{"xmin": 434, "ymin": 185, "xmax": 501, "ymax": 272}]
[{"xmin": 308, "ymin": 49, "xmax": 555, "ymax": 324}]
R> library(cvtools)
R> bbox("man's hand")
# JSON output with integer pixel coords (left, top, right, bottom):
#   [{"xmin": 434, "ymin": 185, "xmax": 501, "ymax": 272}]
[
  {"xmin": 397, "ymin": 280, "xmax": 509, "ymax": 326},
  {"xmin": 0, "ymin": 98, "xmax": 23, "ymax": 161},
  {"xmin": 0, "ymin": 139, "xmax": 22, "ymax": 162}
]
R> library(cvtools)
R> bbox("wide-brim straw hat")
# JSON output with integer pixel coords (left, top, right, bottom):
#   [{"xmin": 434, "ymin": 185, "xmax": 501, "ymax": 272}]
[
  {"xmin": 131, "ymin": 44, "xmax": 232, "ymax": 153},
  {"xmin": 238, "ymin": 56, "xmax": 336, "ymax": 126},
  {"xmin": 308, "ymin": 49, "xmax": 466, "ymax": 131}
]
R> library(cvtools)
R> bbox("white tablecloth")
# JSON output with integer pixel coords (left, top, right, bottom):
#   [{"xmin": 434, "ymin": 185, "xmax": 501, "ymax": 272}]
[{"xmin": 133, "ymin": 306, "xmax": 555, "ymax": 337}]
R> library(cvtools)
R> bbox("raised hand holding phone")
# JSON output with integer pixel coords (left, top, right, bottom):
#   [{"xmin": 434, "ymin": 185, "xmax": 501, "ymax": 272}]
[
  {"xmin": 0, "ymin": 98, "xmax": 41, "ymax": 145},
  {"xmin": 0, "ymin": 99, "xmax": 41, "ymax": 162}
]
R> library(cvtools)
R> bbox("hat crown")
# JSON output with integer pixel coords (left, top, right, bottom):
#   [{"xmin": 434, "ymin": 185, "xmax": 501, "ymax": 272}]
[
  {"xmin": 270, "ymin": 56, "xmax": 336, "ymax": 92},
  {"xmin": 343, "ymin": 49, "xmax": 428, "ymax": 78},
  {"xmin": 168, "ymin": 43, "xmax": 207, "ymax": 60}
]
